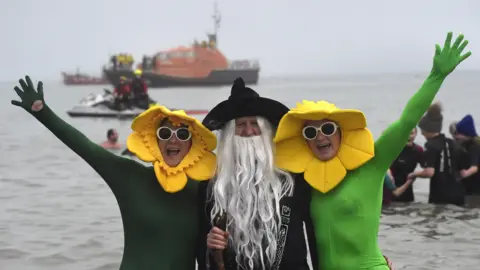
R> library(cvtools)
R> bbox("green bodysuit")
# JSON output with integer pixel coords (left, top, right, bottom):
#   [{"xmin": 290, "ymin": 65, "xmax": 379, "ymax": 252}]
[
  {"xmin": 309, "ymin": 73, "xmax": 446, "ymax": 269},
  {"xmin": 31, "ymin": 106, "xmax": 201, "ymax": 270}
]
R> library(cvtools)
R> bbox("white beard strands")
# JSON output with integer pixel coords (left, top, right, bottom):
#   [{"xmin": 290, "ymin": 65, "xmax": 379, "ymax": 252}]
[{"xmin": 211, "ymin": 117, "xmax": 294, "ymax": 270}]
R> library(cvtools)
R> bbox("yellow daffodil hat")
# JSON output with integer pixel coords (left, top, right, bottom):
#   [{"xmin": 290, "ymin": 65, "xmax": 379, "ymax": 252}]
[
  {"xmin": 274, "ymin": 100, "xmax": 375, "ymax": 193},
  {"xmin": 127, "ymin": 105, "xmax": 217, "ymax": 193}
]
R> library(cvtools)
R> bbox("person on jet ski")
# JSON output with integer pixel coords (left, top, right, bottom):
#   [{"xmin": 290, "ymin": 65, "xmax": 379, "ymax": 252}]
[
  {"xmin": 113, "ymin": 76, "xmax": 131, "ymax": 110},
  {"xmin": 130, "ymin": 69, "xmax": 149, "ymax": 110}
]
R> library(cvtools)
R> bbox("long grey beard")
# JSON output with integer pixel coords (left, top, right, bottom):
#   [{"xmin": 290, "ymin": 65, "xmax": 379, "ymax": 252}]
[{"xmin": 211, "ymin": 123, "xmax": 294, "ymax": 270}]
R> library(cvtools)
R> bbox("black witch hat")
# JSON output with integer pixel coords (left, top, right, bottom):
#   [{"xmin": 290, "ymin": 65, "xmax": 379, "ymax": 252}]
[{"xmin": 202, "ymin": 77, "xmax": 289, "ymax": 131}]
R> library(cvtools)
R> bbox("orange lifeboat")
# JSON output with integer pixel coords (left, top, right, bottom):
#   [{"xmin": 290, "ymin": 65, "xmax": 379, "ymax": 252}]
[{"xmin": 104, "ymin": 3, "xmax": 260, "ymax": 88}]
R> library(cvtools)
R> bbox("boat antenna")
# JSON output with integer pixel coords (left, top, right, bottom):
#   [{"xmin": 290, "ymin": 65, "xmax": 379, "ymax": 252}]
[
  {"xmin": 212, "ymin": 1, "xmax": 221, "ymax": 35},
  {"xmin": 206, "ymin": 1, "xmax": 221, "ymax": 47}
]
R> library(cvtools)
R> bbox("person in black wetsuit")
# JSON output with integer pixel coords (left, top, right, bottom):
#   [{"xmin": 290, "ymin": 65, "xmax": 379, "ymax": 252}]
[
  {"xmin": 130, "ymin": 69, "xmax": 149, "ymax": 110},
  {"xmin": 197, "ymin": 78, "xmax": 318, "ymax": 270},
  {"xmin": 408, "ymin": 102, "xmax": 466, "ymax": 206},
  {"xmin": 453, "ymin": 114, "xmax": 480, "ymax": 195},
  {"xmin": 389, "ymin": 127, "xmax": 425, "ymax": 202}
]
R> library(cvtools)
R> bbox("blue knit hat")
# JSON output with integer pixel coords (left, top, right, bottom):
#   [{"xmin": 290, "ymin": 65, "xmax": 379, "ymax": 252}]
[{"xmin": 456, "ymin": 114, "xmax": 478, "ymax": 137}]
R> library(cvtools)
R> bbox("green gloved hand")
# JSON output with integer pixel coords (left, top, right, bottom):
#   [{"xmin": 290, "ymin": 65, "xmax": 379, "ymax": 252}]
[
  {"xmin": 432, "ymin": 32, "xmax": 472, "ymax": 77},
  {"xmin": 11, "ymin": 75, "xmax": 45, "ymax": 113}
]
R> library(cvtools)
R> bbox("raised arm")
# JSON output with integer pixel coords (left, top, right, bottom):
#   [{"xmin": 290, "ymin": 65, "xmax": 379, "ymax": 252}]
[
  {"xmin": 372, "ymin": 32, "xmax": 471, "ymax": 172},
  {"xmin": 11, "ymin": 76, "xmax": 132, "ymax": 192}
]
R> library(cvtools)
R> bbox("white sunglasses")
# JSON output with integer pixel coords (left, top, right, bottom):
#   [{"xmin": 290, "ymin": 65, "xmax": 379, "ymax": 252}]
[{"xmin": 302, "ymin": 122, "xmax": 338, "ymax": 140}]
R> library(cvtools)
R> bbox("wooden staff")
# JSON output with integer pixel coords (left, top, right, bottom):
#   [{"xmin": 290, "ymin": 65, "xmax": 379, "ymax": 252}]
[{"xmin": 212, "ymin": 213, "xmax": 227, "ymax": 270}]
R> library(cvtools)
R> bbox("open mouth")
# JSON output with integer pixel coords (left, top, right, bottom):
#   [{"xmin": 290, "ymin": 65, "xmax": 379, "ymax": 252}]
[
  {"xmin": 166, "ymin": 149, "xmax": 181, "ymax": 156},
  {"xmin": 316, "ymin": 142, "xmax": 331, "ymax": 151}
]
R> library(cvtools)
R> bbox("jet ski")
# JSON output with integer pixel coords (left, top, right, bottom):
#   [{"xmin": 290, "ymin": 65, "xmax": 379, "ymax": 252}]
[{"xmin": 67, "ymin": 89, "xmax": 209, "ymax": 118}]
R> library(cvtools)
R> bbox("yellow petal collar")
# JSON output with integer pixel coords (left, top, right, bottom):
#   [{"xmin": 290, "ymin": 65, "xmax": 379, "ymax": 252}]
[
  {"xmin": 126, "ymin": 105, "xmax": 217, "ymax": 193},
  {"xmin": 274, "ymin": 100, "xmax": 375, "ymax": 193}
]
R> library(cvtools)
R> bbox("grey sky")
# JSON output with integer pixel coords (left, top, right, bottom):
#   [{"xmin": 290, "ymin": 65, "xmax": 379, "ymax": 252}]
[{"xmin": 1, "ymin": 0, "xmax": 479, "ymax": 81}]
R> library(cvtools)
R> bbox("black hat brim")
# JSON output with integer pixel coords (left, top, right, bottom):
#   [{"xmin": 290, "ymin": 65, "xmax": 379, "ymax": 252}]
[{"xmin": 202, "ymin": 97, "xmax": 289, "ymax": 131}]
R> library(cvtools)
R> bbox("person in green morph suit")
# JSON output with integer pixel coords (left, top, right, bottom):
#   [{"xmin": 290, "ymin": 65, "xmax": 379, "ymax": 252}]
[
  {"xmin": 273, "ymin": 32, "xmax": 471, "ymax": 269},
  {"xmin": 10, "ymin": 76, "xmax": 217, "ymax": 270}
]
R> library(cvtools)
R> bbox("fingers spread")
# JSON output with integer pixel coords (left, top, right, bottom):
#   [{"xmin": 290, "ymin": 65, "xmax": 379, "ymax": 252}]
[
  {"xmin": 443, "ymin": 32, "xmax": 453, "ymax": 50},
  {"xmin": 26, "ymin": 76, "xmax": 34, "ymax": 90},
  {"xmin": 459, "ymin": 51, "xmax": 472, "ymax": 63},
  {"xmin": 458, "ymin": 40, "xmax": 469, "ymax": 54},
  {"xmin": 452, "ymin": 34, "xmax": 464, "ymax": 49},
  {"xmin": 37, "ymin": 81, "xmax": 44, "ymax": 97},
  {"xmin": 435, "ymin": 44, "xmax": 441, "ymax": 56},
  {"xmin": 19, "ymin": 79, "xmax": 28, "ymax": 91},
  {"xmin": 11, "ymin": 100, "xmax": 22, "ymax": 107},
  {"xmin": 14, "ymin": 86, "xmax": 24, "ymax": 99}
]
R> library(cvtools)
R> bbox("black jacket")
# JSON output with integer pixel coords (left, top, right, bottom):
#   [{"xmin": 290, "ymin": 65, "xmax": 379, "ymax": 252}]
[{"xmin": 196, "ymin": 173, "xmax": 319, "ymax": 270}]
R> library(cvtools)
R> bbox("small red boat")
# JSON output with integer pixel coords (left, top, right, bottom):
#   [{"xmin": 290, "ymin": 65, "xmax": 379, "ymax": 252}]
[{"xmin": 62, "ymin": 68, "xmax": 109, "ymax": 85}]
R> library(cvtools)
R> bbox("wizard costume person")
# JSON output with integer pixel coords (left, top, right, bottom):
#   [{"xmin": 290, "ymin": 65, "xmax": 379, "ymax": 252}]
[
  {"xmin": 10, "ymin": 76, "xmax": 217, "ymax": 270},
  {"xmin": 197, "ymin": 78, "xmax": 319, "ymax": 270},
  {"xmin": 273, "ymin": 32, "xmax": 471, "ymax": 269}
]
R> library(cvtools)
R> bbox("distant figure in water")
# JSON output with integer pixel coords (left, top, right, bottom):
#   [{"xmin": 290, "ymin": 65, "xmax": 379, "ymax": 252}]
[{"xmin": 101, "ymin": 128, "xmax": 122, "ymax": 149}]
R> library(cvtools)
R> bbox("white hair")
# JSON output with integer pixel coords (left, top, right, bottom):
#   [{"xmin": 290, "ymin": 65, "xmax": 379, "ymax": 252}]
[{"xmin": 210, "ymin": 116, "xmax": 294, "ymax": 270}]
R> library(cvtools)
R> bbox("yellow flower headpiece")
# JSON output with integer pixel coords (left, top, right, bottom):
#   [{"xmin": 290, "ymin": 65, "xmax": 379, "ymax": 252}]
[
  {"xmin": 273, "ymin": 100, "xmax": 375, "ymax": 193},
  {"xmin": 127, "ymin": 105, "xmax": 217, "ymax": 193}
]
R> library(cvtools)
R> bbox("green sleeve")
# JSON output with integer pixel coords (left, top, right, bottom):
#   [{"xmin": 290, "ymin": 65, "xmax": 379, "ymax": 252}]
[
  {"xmin": 33, "ymin": 105, "xmax": 133, "ymax": 193},
  {"xmin": 372, "ymin": 72, "xmax": 446, "ymax": 172},
  {"xmin": 384, "ymin": 174, "xmax": 396, "ymax": 191}
]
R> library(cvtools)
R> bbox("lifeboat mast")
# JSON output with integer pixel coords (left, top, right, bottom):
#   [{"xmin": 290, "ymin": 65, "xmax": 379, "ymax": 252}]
[{"xmin": 207, "ymin": 1, "xmax": 221, "ymax": 48}]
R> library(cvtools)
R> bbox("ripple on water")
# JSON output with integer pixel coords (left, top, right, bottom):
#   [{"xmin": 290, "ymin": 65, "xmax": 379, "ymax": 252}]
[
  {"xmin": 94, "ymin": 262, "xmax": 121, "ymax": 270},
  {"xmin": 0, "ymin": 177, "xmax": 35, "ymax": 187},
  {"xmin": 0, "ymin": 194, "xmax": 17, "ymax": 200},
  {"xmin": 73, "ymin": 237, "xmax": 105, "ymax": 250},
  {"xmin": 380, "ymin": 202, "xmax": 480, "ymax": 269},
  {"xmin": 31, "ymin": 252, "xmax": 76, "ymax": 266},
  {"xmin": 0, "ymin": 247, "xmax": 30, "ymax": 260}
]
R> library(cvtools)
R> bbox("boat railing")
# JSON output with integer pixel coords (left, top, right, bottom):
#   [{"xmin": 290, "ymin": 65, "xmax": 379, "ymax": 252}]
[{"xmin": 226, "ymin": 59, "xmax": 260, "ymax": 70}]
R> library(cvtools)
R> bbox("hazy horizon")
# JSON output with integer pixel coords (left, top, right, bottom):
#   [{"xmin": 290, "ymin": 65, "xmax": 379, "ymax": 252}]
[{"xmin": 2, "ymin": 0, "xmax": 479, "ymax": 81}]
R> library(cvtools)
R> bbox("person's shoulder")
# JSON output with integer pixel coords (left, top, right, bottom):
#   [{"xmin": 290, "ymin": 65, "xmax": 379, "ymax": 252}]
[
  {"xmin": 99, "ymin": 141, "xmax": 110, "ymax": 148},
  {"xmin": 425, "ymin": 137, "xmax": 444, "ymax": 150},
  {"xmin": 413, "ymin": 143, "xmax": 424, "ymax": 153},
  {"xmin": 101, "ymin": 143, "xmax": 122, "ymax": 150},
  {"xmin": 289, "ymin": 172, "xmax": 313, "ymax": 193},
  {"xmin": 424, "ymin": 140, "xmax": 434, "ymax": 149},
  {"xmin": 465, "ymin": 141, "xmax": 480, "ymax": 157},
  {"xmin": 472, "ymin": 140, "xmax": 480, "ymax": 151}
]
